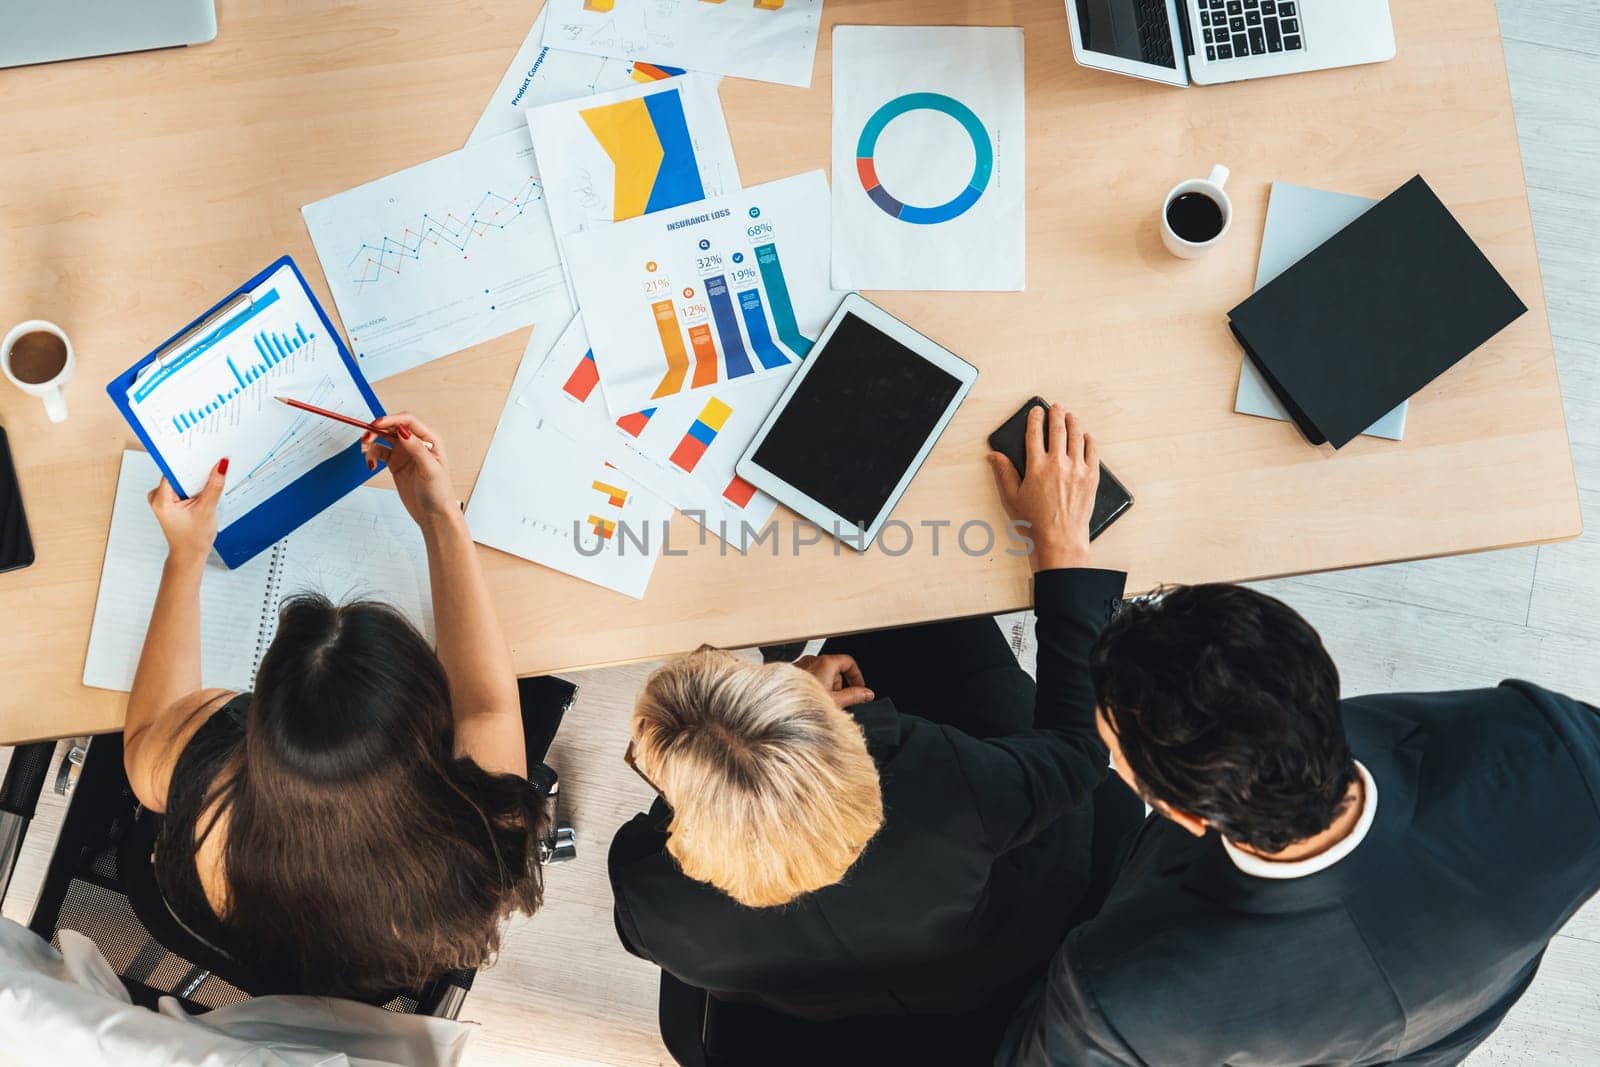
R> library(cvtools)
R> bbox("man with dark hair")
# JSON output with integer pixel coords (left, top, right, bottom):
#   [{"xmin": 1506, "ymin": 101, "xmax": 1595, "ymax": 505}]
[{"xmin": 999, "ymin": 582, "xmax": 1600, "ymax": 1067}]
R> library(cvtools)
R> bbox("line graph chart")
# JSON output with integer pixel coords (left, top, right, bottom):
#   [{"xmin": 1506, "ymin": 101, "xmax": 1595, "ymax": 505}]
[
  {"xmin": 344, "ymin": 176, "xmax": 544, "ymax": 287},
  {"xmin": 303, "ymin": 129, "xmax": 573, "ymax": 382}
]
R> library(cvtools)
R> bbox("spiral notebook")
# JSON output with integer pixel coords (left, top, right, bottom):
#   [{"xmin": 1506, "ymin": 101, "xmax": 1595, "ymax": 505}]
[{"xmin": 84, "ymin": 450, "xmax": 433, "ymax": 693}]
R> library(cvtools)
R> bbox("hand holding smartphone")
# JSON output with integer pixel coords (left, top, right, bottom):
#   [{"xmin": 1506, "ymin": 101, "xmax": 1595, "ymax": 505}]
[{"xmin": 987, "ymin": 397, "xmax": 1134, "ymax": 541}]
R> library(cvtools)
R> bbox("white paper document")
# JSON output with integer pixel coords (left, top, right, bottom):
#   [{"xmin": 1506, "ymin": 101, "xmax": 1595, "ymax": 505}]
[
  {"xmin": 301, "ymin": 130, "xmax": 572, "ymax": 382},
  {"xmin": 123, "ymin": 262, "xmax": 375, "ymax": 529},
  {"xmin": 565, "ymin": 170, "xmax": 839, "ymax": 417},
  {"xmin": 1236, "ymin": 182, "xmax": 1404, "ymax": 441},
  {"xmin": 516, "ymin": 317, "xmax": 790, "ymax": 539},
  {"xmin": 467, "ymin": 375, "xmax": 675, "ymax": 599},
  {"xmin": 542, "ymin": 0, "xmax": 823, "ymax": 88},
  {"xmin": 467, "ymin": 9, "xmax": 687, "ymax": 146},
  {"xmin": 830, "ymin": 26, "xmax": 1026, "ymax": 292},
  {"xmin": 526, "ymin": 73, "xmax": 740, "ymax": 293},
  {"xmin": 85, "ymin": 451, "xmax": 432, "ymax": 693}
]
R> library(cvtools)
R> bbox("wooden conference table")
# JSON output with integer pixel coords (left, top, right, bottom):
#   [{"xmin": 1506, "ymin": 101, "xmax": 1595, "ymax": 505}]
[{"xmin": 0, "ymin": 0, "xmax": 1580, "ymax": 744}]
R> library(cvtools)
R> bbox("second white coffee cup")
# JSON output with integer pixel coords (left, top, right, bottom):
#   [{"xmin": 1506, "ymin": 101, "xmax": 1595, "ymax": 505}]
[{"xmin": 1161, "ymin": 165, "xmax": 1233, "ymax": 259}]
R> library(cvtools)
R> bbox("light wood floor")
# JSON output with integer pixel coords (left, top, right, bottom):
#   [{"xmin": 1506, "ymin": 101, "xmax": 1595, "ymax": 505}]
[{"xmin": 3, "ymin": 2, "xmax": 1598, "ymax": 1062}]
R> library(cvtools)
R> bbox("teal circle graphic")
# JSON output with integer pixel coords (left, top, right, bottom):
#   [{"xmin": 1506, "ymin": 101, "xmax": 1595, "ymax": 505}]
[{"xmin": 855, "ymin": 93, "xmax": 993, "ymax": 225}]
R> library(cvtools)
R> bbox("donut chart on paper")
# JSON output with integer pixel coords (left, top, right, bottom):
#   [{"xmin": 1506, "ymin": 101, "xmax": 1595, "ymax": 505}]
[{"xmin": 855, "ymin": 92, "xmax": 993, "ymax": 225}]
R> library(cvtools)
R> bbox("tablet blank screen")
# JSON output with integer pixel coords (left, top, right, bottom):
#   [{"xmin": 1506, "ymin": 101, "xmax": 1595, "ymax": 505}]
[{"xmin": 751, "ymin": 313, "xmax": 962, "ymax": 529}]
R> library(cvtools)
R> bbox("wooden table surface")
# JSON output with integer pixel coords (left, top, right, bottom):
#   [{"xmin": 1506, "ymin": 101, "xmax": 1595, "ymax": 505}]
[{"xmin": 0, "ymin": 0, "xmax": 1579, "ymax": 744}]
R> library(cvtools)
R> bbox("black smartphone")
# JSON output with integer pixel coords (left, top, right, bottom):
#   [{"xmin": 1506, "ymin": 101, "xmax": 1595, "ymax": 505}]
[
  {"xmin": 0, "ymin": 426, "xmax": 36, "ymax": 573},
  {"xmin": 987, "ymin": 397, "xmax": 1134, "ymax": 541}
]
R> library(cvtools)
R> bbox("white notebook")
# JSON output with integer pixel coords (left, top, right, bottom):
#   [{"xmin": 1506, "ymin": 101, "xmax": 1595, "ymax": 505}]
[{"xmin": 84, "ymin": 451, "xmax": 434, "ymax": 693}]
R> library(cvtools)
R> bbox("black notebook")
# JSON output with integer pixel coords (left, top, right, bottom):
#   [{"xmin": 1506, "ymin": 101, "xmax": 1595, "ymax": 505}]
[{"xmin": 1228, "ymin": 175, "xmax": 1527, "ymax": 449}]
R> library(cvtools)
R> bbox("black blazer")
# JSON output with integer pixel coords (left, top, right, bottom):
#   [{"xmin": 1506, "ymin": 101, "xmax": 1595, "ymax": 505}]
[
  {"xmin": 608, "ymin": 568, "xmax": 1127, "ymax": 1021},
  {"xmin": 1000, "ymin": 681, "xmax": 1600, "ymax": 1066}
]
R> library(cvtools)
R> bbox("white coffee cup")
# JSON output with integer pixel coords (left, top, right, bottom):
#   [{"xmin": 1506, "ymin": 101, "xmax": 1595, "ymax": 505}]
[
  {"xmin": 1161, "ymin": 165, "xmax": 1233, "ymax": 259},
  {"xmin": 2, "ymin": 320, "xmax": 75, "ymax": 423}
]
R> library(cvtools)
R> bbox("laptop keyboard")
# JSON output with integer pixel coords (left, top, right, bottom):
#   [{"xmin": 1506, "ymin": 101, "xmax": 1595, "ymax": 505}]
[{"xmin": 1198, "ymin": 0, "xmax": 1303, "ymax": 61}]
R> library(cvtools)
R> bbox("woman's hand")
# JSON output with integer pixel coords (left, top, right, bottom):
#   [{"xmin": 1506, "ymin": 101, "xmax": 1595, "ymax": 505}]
[
  {"xmin": 147, "ymin": 459, "xmax": 227, "ymax": 569},
  {"xmin": 794, "ymin": 653, "xmax": 875, "ymax": 709},
  {"xmin": 987, "ymin": 404, "xmax": 1100, "ymax": 572},
  {"xmin": 361, "ymin": 413, "xmax": 459, "ymax": 530}
]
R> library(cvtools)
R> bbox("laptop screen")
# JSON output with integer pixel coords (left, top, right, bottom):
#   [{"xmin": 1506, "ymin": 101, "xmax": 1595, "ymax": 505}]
[{"xmin": 1074, "ymin": 0, "xmax": 1181, "ymax": 69}]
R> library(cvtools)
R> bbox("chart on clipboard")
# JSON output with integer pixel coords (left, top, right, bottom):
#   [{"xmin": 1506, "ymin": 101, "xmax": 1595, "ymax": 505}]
[{"xmin": 111, "ymin": 258, "xmax": 385, "ymax": 567}]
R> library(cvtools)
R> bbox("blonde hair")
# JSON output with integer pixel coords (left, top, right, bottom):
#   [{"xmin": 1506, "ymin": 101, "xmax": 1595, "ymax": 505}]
[{"xmin": 631, "ymin": 648, "xmax": 885, "ymax": 908}]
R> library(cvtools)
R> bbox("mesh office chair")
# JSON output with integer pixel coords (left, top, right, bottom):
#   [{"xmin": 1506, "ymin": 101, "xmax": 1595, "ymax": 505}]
[{"xmin": 0, "ymin": 675, "xmax": 579, "ymax": 1020}]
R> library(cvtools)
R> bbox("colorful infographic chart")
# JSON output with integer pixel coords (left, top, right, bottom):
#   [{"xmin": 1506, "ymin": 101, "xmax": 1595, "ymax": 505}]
[
  {"xmin": 564, "ymin": 170, "xmax": 837, "ymax": 417},
  {"xmin": 518, "ymin": 317, "xmax": 794, "ymax": 539},
  {"xmin": 466, "ymin": 372, "xmax": 674, "ymax": 599},
  {"xmin": 580, "ymin": 90, "xmax": 706, "ymax": 217},
  {"xmin": 302, "ymin": 130, "xmax": 572, "ymax": 381},
  {"xmin": 526, "ymin": 74, "xmax": 741, "ymax": 298},
  {"xmin": 831, "ymin": 26, "xmax": 1025, "ymax": 291},
  {"xmin": 126, "ymin": 263, "xmax": 375, "ymax": 528},
  {"xmin": 857, "ymin": 93, "xmax": 993, "ymax": 224},
  {"xmin": 467, "ymin": 8, "xmax": 683, "ymax": 145},
  {"xmin": 543, "ymin": 0, "xmax": 824, "ymax": 89}
]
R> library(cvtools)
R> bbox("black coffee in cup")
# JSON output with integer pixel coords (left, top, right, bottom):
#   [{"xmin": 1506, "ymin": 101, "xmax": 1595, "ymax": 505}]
[
  {"xmin": 1166, "ymin": 192, "xmax": 1226, "ymax": 244},
  {"xmin": 9, "ymin": 331, "xmax": 68, "ymax": 384}
]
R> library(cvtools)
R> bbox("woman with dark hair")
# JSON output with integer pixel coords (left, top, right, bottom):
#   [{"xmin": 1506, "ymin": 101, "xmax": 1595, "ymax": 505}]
[{"xmin": 120, "ymin": 414, "xmax": 549, "ymax": 1001}]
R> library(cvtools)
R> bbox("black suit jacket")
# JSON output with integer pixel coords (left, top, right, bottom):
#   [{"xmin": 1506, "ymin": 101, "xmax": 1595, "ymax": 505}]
[
  {"xmin": 608, "ymin": 568, "xmax": 1127, "ymax": 1021},
  {"xmin": 1001, "ymin": 681, "xmax": 1600, "ymax": 1066}
]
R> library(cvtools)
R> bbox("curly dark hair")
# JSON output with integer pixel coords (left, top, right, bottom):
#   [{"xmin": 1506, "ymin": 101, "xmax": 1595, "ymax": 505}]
[{"xmin": 1090, "ymin": 584, "xmax": 1356, "ymax": 854}]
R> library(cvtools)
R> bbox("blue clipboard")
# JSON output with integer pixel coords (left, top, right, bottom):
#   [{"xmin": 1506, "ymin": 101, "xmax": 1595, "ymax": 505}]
[{"xmin": 106, "ymin": 256, "xmax": 385, "ymax": 569}]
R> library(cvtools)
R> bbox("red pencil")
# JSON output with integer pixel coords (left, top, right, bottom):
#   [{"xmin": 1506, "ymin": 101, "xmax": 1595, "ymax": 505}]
[{"xmin": 274, "ymin": 396, "xmax": 434, "ymax": 450}]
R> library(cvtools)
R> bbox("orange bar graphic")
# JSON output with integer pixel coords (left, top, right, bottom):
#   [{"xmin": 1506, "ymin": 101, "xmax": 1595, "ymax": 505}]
[
  {"xmin": 650, "ymin": 299, "xmax": 690, "ymax": 398},
  {"xmin": 688, "ymin": 324, "xmax": 719, "ymax": 388},
  {"xmin": 592, "ymin": 479, "xmax": 629, "ymax": 508}
]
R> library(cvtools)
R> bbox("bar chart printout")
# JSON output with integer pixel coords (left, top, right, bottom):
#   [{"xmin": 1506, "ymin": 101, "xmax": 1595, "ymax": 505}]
[
  {"xmin": 565, "ymin": 170, "xmax": 839, "ymax": 418},
  {"xmin": 465, "ymin": 400, "xmax": 673, "ymax": 599},
  {"xmin": 542, "ymin": 0, "xmax": 824, "ymax": 88},
  {"xmin": 509, "ymin": 317, "xmax": 794, "ymax": 540},
  {"xmin": 125, "ymin": 262, "xmax": 379, "ymax": 528}
]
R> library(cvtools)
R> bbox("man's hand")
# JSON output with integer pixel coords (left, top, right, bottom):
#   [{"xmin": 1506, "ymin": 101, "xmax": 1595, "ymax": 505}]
[
  {"xmin": 147, "ymin": 459, "xmax": 227, "ymax": 570},
  {"xmin": 987, "ymin": 404, "xmax": 1099, "ymax": 572},
  {"xmin": 794, "ymin": 653, "xmax": 876, "ymax": 709}
]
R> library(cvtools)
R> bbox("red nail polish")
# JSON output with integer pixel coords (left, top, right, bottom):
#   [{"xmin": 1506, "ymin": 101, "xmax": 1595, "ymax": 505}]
[
  {"xmin": 218, "ymin": 458, "xmax": 229, "ymax": 475},
  {"xmin": 398, "ymin": 425, "xmax": 412, "ymax": 440}
]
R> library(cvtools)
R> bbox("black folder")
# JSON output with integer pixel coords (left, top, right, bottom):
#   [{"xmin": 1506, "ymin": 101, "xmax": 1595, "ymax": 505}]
[{"xmin": 1228, "ymin": 176, "xmax": 1527, "ymax": 449}]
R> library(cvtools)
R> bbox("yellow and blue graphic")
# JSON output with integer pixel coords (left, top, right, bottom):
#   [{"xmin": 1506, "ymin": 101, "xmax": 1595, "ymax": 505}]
[
  {"xmin": 670, "ymin": 397, "xmax": 733, "ymax": 472},
  {"xmin": 581, "ymin": 87, "xmax": 706, "ymax": 220},
  {"xmin": 856, "ymin": 93, "xmax": 993, "ymax": 225}
]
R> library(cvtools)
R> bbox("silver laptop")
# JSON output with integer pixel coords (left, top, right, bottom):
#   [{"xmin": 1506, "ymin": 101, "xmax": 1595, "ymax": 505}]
[
  {"xmin": 0, "ymin": 0, "xmax": 216, "ymax": 69},
  {"xmin": 1065, "ymin": 0, "xmax": 1393, "ymax": 87}
]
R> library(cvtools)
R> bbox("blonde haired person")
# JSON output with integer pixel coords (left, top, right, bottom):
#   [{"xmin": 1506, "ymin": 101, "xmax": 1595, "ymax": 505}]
[
  {"xmin": 629, "ymin": 648, "xmax": 885, "ymax": 907},
  {"xmin": 607, "ymin": 406, "xmax": 1145, "ymax": 1058}
]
